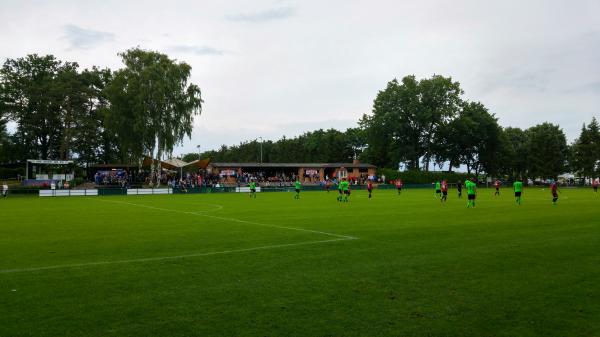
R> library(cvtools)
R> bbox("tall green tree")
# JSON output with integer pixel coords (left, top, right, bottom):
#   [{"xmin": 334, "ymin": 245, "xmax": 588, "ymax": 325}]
[
  {"xmin": 0, "ymin": 54, "xmax": 73, "ymax": 160},
  {"xmin": 72, "ymin": 67, "xmax": 116, "ymax": 165},
  {"xmin": 571, "ymin": 117, "xmax": 600, "ymax": 178},
  {"xmin": 497, "ymin": 127, "xmax": 529, "ymax": 179},
  {"xmin": 345, "ymin": 127, "xmax": 367, "ymax": 160},
  {"xmin": 0, "ymin": 117, "xmax": 9, "ymax": 162},
  {"xmin": 526, "ymin": 123, "xmax": 569, "ymax": 179},
  {"xmin": 105, "ymin": 48, "xmax": 203, "ymax": 184},
  {"xmin": 439, "ymin": 102, "xmax": 501, "ymax": 175},
  {"xmin": 361, "ymin": 75, "xmax": 463, "ymax": 170}
]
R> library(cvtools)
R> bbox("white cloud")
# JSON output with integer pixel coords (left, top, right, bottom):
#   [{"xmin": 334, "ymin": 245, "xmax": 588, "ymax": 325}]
[
  {"xmin": 63, "ymin": 24, "xmax": 115, "ymax": 50},
  {"xmin": 168, "ymin": 45, "xmax": 227, "ymax": 56},
  {"xmin": 226, "ymin": 6, "xmax": 295, "ymax": 23}
]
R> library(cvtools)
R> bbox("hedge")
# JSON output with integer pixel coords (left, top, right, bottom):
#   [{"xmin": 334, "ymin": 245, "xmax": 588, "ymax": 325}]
[{"xmin": 377, "ymin": 169, "xmax": 473, "ymax": 184}]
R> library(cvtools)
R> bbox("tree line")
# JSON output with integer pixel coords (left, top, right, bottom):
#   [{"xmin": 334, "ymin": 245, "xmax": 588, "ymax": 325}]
[
  {"xmin": 1, "ymin": 52, "xmax": 598, "ymax": 181},
  {"xmin": 185, "ymin": 75, "xmax": 599, "ymax": 181},
  {"xmin": 0, "ymin": 49, "xmax": 202, "ymax": 183}
]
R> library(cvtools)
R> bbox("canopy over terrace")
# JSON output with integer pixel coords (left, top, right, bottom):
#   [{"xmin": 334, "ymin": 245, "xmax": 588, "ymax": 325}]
[
  {"xmin": 142, "ymin": 157, "xmax": 211, "ymax": 178},
  {"xmin": 207, "ymin": 161, "xmax": 377, "ymax": 183}
]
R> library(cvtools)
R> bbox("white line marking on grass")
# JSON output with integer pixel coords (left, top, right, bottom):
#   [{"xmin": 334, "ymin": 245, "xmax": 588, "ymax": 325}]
[
  {"xmin": 0, "ymin": 238, "xmax": 353, "ymax": 274},
  {"xmin": 95, "ymin": 199, "xmax": 357, "ymax": 240}
]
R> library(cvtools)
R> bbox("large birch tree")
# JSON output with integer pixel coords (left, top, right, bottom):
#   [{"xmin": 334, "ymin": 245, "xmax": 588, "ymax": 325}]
[{"xmin": 105, "ymin": 48, "xmax": 202, "ymax": 185}]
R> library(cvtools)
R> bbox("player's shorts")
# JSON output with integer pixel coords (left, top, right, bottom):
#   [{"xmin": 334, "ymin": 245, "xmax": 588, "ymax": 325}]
[
  {"xmin": 344, "ymin": 190, "xmax": 350, "ymax": 195},
  {"xmin": 552, "ymin": 192, "xmax": 558, "ymax": 198},
  {"xmin": 515, "ymin": 192, "xmax": 521, "ymax": 197},
  {"xmin": 250, "ymin": 188, "xmax": 256, "ymax": 193},
  {"xmin": 295, "ymin": 189, "xmax": 300, "ymax": 193},
  {"xmin": 435, "ymin": 189, "xmax": 441, "ymax": 194},
  {"xmin": 442, "ymin": 191, "xmax": 448, "ymax": 196},
  {"xmin": 468, "ymin": 194, "xmax": 476, "ymax": 200},
  {"xmin": 495, "ymin": 187, "xmax": 499, "ymax": 191},
  {"xmin": 338, "ymin": 189, "xmax": 343, "ymax": 194},
  {"xmin": 367, "ymin": 188, "xmax": 372, "ymax": 193}
]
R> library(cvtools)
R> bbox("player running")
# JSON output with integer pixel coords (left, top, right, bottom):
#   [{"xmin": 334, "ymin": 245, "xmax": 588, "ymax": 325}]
[
  {"xmin": 494, "ymin": 179, "xmax": 501, "ymax": 196},
  {"xmin": 593, "ymin": 178, "xmax": 599, "ymax": 193},
  {"xmin": 466, "ymin": 178, "xmax": 477, "ymax": 208},
  {"xmin": 550, "ymin": 180, "xmax": 560, "ymax": 205},
  {"xmin": 395, "ymin": 179, "xmax": 403, "ymax": 195},
  {"xmin": 457, "ymin": 180, "xmax": 462, "ymax": 198},
  {"xmin": 294, "ymin": 179, "xmax": 302, "ymax": 199},
  {"xmin": 367, "ymin": 179, "xmax": 373, "ymax": 199},
  {"xmin": 2, "ymin": 181, "xmax": 7, "ymax": 198},
  {"xmin": 441, "ymin": 179, "xmax": 448, "ymax": 203},
  {"xmin": 249, "ymin": 180, "xmax": 257, "ymax": 198},
  {"xmin": 513, "ymin": 178, "xmax": 523, "ymax": 205},
  {"xmin": 435, "ymin": 180, "xmax": 442, "ymax": 199}
]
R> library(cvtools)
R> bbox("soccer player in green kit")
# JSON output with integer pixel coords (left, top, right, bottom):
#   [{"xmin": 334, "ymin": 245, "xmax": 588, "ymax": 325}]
[
  {"xmin": 340, "ymin": 178, "xmax": 350, "ymax": 202},
  {"xmin": 249, "ymin": 180, "xmax": 257, "ymax": 198},
  {"xmin": 466, "ymin": 178, "xmax": 477, "ymax": 208},
  {"xmin": 513, "ymin": 178, "xmax": 523, "ymax": 205},
  {"xmin": 294, "ymin": 178, "xmax": 302, "ymax": 199},
  {"xmin": 435, "ymin": 180, "xmax": 442, "ymax": 199},
  {"xmin": 337, "ymin": 180, "xmax": 343, "ymax": 201}
]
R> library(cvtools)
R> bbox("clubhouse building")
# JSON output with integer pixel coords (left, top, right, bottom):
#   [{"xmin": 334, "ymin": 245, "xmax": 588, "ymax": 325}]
[{"xmin": 206, "ymin": 160, "xmax": 376, "ymax": 183}]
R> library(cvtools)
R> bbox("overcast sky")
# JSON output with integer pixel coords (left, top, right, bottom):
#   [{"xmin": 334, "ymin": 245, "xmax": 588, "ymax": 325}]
[{"xmin": 1, "ymin": 0, "xmax": 599, "ymax": 156}]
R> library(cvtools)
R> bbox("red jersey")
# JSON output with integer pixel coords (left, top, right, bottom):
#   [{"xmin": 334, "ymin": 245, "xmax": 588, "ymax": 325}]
[
  {"xmin": 396, "ymin": 180, "xmax": 403, "ymax": 188},
  {"xmin": 441, "ymin": 181, "xmax": 448, "ymax": 192},
  {"xmin": 367, "ymin": 182, "xmax": 373, "ymax": 190},
  {"xmin": 551, "ymin": 182, "xmax": 558, "ymax": 194},
  {"xmin": 593, "ymin": 179, "xmax": 599, "ymax": 187},
  {"xmin": 494, "ymin": 180, "xmax": 500, "ymax": 188}
]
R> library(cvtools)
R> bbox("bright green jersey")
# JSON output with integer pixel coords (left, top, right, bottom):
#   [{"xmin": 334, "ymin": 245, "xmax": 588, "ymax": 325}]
[
  {"xmin": 513, "ymin": 181, "xmax": 523, "ymax": 192},
  {"xmin": 435, "ymin": 182, "xmax": 441, "ymax": 190},
  {"xmin": 466, "ymin": 180, "xmax": 476, "ymax": 195},
  {"xmin": 295, "ymin": 181, "xmax": 301, "ymax": 189},
  {"xmin": 249, "ymin": 182, "xmax": 256, "ymax": 189},
  {"xmin": 341, "ymin": 181, "xmax": 349, "ymax": 191}
]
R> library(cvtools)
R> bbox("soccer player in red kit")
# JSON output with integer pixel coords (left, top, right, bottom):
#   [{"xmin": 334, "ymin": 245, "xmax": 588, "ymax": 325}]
[
  {"xmin": 551, "ymin": 180, "xmax": 559, "ymax": 205},
  {"xmin": 494, "ymin": 179, "xmax": 501, "ymax": 196},
  {"xmin": 593, "ymin": 178, "xmax": 598, "ymax": 193},
  {"xmin": 441, "ymin": 179, "xmax": 448, "ymax": 203},
  {"xmin": 396, "ymin": 179, "xmax": 403, "ymax": 195},
  {"xmin": 367, "ymin": 180, "xmax": 373, "ymax": 199}
]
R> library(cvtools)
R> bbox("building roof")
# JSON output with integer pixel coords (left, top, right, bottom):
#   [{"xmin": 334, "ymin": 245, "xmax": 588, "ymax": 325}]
[
  {"xmin": 27, "ymin": 159, "xmax": 74, "ymax": 165},
  {"xmin": 209, "ymin": 162, "xmax": 376, "ymax": 169}
]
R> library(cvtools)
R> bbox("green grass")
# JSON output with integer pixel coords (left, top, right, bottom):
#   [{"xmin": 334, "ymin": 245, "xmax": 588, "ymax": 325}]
[{"xmin": 1, "ymin": 188, "xmax": 599, "ymax": 337}]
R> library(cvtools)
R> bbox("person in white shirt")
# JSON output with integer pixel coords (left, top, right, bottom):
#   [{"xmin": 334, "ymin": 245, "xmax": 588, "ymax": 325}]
[{"xmin": 2, "ymin": 182, "xmax": 8, "ymax": 198}]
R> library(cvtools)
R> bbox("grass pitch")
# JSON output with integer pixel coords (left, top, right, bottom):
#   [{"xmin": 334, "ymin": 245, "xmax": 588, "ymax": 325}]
[{"xmin": 1, "ymin": 188, "xmax": 599, "ymax": 337}]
